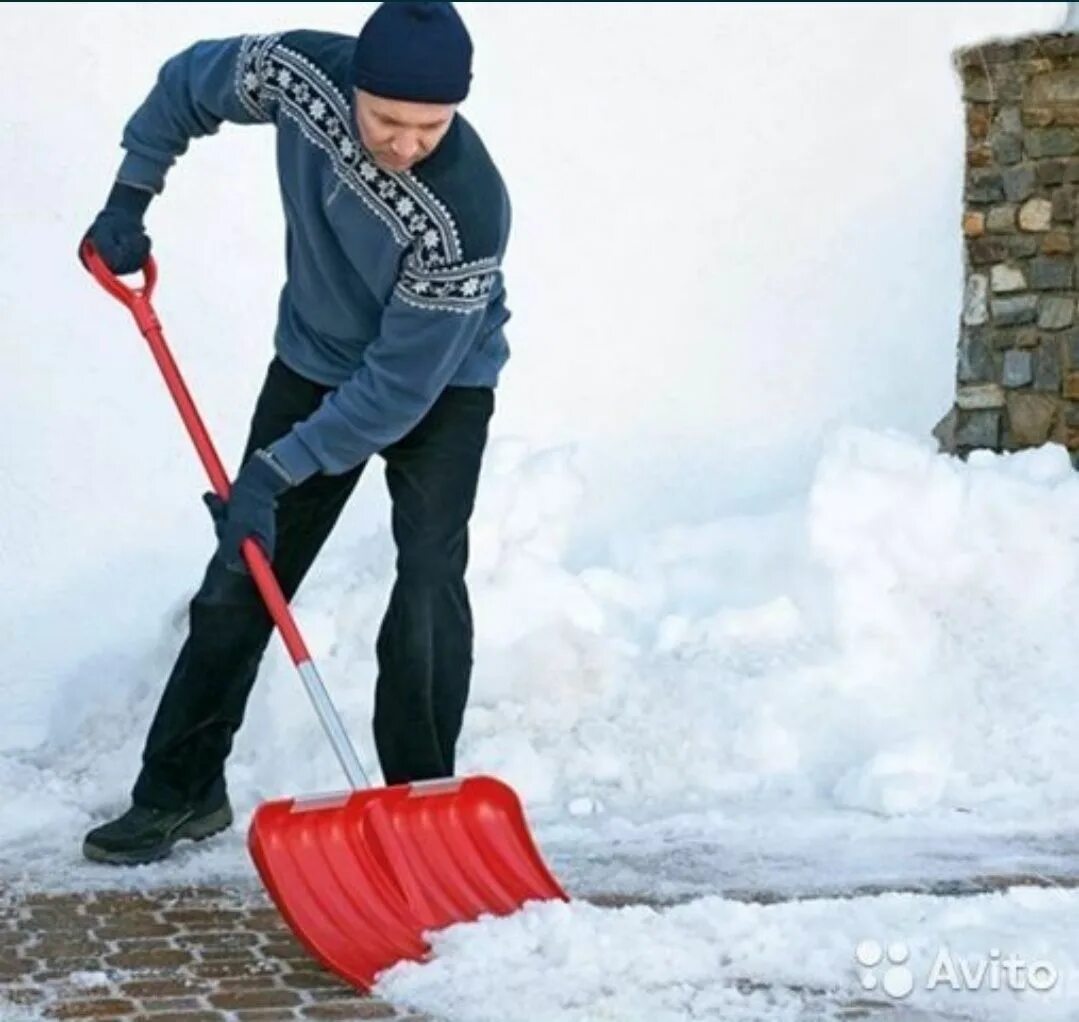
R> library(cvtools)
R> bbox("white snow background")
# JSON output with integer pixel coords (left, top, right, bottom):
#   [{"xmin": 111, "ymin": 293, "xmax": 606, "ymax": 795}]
[{"xmin": 3, "ymin": 3, "xmax": 1079, "ymax": 1020}]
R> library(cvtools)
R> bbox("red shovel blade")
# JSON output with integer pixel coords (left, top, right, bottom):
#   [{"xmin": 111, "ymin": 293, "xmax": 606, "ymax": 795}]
[
  {"xmin": 248, "ymin": 790, "xmax": 429, "ymax": 990},
  {"xmin": 248, "ymin": 776, "xmax": 567, "ymax": 990},
  {"xmin": 365, "ymin": 775, "xmax": 568, "ymax": 932}
]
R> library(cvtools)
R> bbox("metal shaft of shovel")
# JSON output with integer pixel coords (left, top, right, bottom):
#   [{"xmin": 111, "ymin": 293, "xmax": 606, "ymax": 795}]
[{"xmin": 80, "ymin": 242, "xmax": 370, "ymax": 790}]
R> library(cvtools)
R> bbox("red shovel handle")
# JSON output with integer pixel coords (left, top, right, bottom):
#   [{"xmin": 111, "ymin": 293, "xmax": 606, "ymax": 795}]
[{"xmin": 80, "ymin": 240, "xmax": 312, "ymax": 667}]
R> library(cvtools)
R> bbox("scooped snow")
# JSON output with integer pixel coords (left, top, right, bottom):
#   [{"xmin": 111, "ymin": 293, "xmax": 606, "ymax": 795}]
[{"xmin": 375, "ymin": 885, "xmax": 1079, "ymax": 1022}]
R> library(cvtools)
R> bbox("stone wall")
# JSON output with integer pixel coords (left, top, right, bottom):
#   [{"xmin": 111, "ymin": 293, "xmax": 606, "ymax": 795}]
[{"xmin": 935, "ymin": 32, "xmax": 1079, "ymax": 463}]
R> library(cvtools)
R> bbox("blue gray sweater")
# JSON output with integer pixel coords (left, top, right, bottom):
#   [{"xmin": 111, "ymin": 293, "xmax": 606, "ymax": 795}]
[{"xmin": 116, "ymin": 30, "xmax": 512, "ymax": 483}]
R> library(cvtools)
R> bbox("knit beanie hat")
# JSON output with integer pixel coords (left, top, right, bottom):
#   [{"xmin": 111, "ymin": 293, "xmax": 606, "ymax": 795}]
[{"xmin": 350, "ymin": 1, "xmax": 473, "ymax": 104}]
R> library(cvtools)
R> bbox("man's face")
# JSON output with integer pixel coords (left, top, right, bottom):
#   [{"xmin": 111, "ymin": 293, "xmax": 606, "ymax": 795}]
[{"xmin": 354, "ymin": 90, "xmax": 456, "ymax": 173}]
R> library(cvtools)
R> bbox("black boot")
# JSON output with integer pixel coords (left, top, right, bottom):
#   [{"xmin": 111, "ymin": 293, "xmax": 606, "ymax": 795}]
[{"xmin": 82, "ymin": 796, "xmax": 233, "ymax": 866}]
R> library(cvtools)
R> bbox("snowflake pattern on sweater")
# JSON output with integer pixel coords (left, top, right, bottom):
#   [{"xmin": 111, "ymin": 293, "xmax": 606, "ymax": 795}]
[{"xmin": 236, "ymin": 33, "xmax": 498, "ymax": 315}]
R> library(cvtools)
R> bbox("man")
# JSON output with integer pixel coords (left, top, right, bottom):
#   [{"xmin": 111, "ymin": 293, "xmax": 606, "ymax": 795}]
[{"xmin": 81, "ymin": 1, "xmax": 511, "ymax": 865}]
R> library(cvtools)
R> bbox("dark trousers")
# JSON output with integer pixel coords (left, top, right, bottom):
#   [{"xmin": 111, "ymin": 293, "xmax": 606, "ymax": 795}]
[{"xmin": 131, "ymin": 356, "xmax": 495, "ymax": 811}]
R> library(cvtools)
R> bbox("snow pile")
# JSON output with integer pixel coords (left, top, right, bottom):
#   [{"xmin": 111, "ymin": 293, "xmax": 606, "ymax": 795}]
[
  {"xmin": 376, "ymin": 884, "xmax": 1079, "ymax": 1022},
  {"xmin": 3, "ymin": 427, "xmax": 1079, "ymax": 887},
  {"xmin": 212, "ymin": 426, "xmax": 1079, "ymax": 823},
  {"xmin": 452, "ymin": 428, "xmax": 1079, "ymax": 820}
]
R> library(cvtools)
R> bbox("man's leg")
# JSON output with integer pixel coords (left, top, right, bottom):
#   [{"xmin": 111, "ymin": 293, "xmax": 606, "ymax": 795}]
[
  {"xmin": 374, "ymin": 386, "xmax": 495, "ymax": 785},
  {"xmin": 131, "ymin": 357, "xmax": 365, "ymax": 811}
]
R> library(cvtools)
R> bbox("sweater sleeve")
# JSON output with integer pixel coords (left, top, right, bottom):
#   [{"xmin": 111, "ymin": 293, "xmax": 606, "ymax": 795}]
[
  {"xmin": 266, "ymin": 249, "xmax": 505, "ymax": 482},
  {"xmin": 116, "ymin": 34, "xmax": 280, "ymax": 194}
]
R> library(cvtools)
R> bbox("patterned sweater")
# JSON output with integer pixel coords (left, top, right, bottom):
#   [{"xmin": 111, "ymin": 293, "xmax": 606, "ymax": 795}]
[{"xmin": 115, "ymin": 30, "xmax": 512, "ymax": 483}]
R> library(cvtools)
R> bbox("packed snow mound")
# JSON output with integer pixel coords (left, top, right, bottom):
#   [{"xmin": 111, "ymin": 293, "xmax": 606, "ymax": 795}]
[{"xmin": 375, "ymin": 884, "xmax": 1079, "ymax": 1022}]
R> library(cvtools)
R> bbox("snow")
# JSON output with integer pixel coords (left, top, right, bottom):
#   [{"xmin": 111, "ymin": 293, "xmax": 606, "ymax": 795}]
[
  {"xmin": 4, "ymin": 2, "xmax": 1079, "ymax": 1020},
  {"xmin": 376, "ymin": 886, "xmax": 1079, "ymax": 1021}
]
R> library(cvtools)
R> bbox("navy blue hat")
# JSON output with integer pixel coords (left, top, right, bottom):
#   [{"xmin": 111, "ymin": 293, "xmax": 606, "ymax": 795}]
[{"xmin": 350, "ymin": 1, "xmax": 473, "ymax": 104}]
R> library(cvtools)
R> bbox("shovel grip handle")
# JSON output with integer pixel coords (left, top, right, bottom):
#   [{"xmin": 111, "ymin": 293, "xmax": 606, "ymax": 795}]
[{"xmin": 80, "ymin": 241, "xmax": 311, "ymax": 666}]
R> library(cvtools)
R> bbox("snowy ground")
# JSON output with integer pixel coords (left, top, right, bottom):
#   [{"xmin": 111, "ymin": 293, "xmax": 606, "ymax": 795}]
[
  {"xmin": 3, "ymin": 429, "xmax": 1079, "ymax": 1018},
  {"xmin": 375, "ymin": 885, "xmax": 1079, "ymax": 1021},
  {"xmin": 5, "ymin": 428, "xmax": 1079, "ymax": 886}
]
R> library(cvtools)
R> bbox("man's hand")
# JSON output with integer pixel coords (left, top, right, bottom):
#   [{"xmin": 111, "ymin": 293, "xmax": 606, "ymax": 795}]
[
  {"xmin": 79, "ymin": 182, "xmax": 154, "ymax": 275},
  {"xmin": 203, "ymin": 450, "xmax": 295, "ymax": 573}
]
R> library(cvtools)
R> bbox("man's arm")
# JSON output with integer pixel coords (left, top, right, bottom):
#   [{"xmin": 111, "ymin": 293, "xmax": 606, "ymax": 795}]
[
  {"xmin": 116, "ymin": 34, "xmax": 279, "ymax": 195},
  {"xmin": 82, "ymin": 34, "xmax": 279, "ymax": 275},
  {"xmin": 265, "ymin": 251, "xmax": 508, "ymax": 483}
]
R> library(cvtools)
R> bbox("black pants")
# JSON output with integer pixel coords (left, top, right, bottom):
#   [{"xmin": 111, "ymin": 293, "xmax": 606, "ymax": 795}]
[{"xmin": 131, "ymin": 356, "xmax": 494, "ymax": 811}]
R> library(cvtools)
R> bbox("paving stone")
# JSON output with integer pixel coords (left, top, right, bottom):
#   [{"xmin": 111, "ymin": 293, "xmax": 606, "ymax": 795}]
[
  {"xmin": 104, "ymin": 947, "xmax": 195, "ymax": 970},
  {"xmin": 175, "ymin": 930, "xmax": 262, "ymax": 951},
  {"xmin": 307, "ymin": 987, "xmax": 377, "ymax": 1003},
  {"xmin": 234, "ymin": 1010, "xmax": 305, "ymax": 1021},
  {"xmin": 244, "ymin": 908, "xmax": 289, "ymax": 933},
  {"xmin": 261, "ymin": 942, "xmax": 311, "ymax": 965},
  {"xmin": 90, "ymin": 893, "xmax": 159, "ymax": 917},
  {"xmin": 217, "ymin": 975, "xmax": 288, "ymax": 992},
  {"xmin": 119, "ymin": 976, "xmax": 210, "ymax": 998},
  {"xmin": 161, "ymin": 908, "xmax": 244, "ymax": 931},
  {"xmin": 208, "ymin": 987, "xmax": 303, "ymax": 1010},
  {"xmin": 51, "ymin": 998, "xmax": 139, "ymax": 1019},
  {"xmin": 95, "ymin": 920, "xmax": 178, "ymax": 940},
  {"xmin": 0, "ymin": 889, "xmax": 417, "ymax": 1022},
  {"xmin": 280, "ymin": 969, "xmax": 353, "ymax": 991},
  {"xmin": 139, "ymin": 1013, "xmax": 224, "ymax": 1022},
  {"xmin": 191, "ymin": 957, "xmax": 281, "ymax": 980},
  {"xmin": 142, "ymin": 996, "xmax": 208, "ymax": 1012},
  {"xmin": 300, "ymin": 1003, "xmax": 398, "ymax": 1020}
]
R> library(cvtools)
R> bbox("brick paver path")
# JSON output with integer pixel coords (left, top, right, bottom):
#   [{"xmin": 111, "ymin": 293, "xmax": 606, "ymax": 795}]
[
  {"xmin": 4, "ymin": 871, "xmax": 1075, "ymax": 1020},
  {"xmin": 0, "ymin": 885, "xmax": 431, "ymax": 1021}
]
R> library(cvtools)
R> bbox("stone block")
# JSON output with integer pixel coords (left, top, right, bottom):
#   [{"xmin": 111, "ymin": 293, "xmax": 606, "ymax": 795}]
[
  {"xmin": 963, "ymin": 211, "xmax": 986, "ymax": 237},
  {"xmin": 1018, "ymin": 197, "xmax": 1053, "ymax": 230},
  {"xmin": 1064, "ymin": 370, "xmax": 1079, "ymax": 399},
  {"xmin": 957, "ymin": 383, "xmax": 1006, "ymax": 410},
  {"xmin": 990, "ymin": 294, "xmax": 1038, "ymax": 325},
  {"xmin": 1023, "ymin": 107, "xmax": 1055, "ymax": 128},
  {"xmin": 968, "ymin": 104, "xmax": 992, "ymax": 139},
  {"xmin": 962, "ymin": 70, "xmax": 993, "ymax": 102},
  {"xmin": 1005, "ymin": 392, "xmax": 1059, "ymax": 446},
  {"xmin": 1025, "ymin": 127, "xmax": 1079, "ymax": 157},
  {"xmin": 1052, "ymin": 186, "xmax": 1077, "ymax": 222},
  {"xmin": 1028, "ymin": 255, "xmax": 1074, "ymax": 289},
  {"xmin": 1034, "ymin": 340, "xmax": 1064, "ymax": 391},
  {"xmin": 968, "ymin": 170, "xmax": 1005, "ymax": 204},
  {"xmin": 995, "ymin": 106, "xmax": 1023, "ymax": 134},
  {"xmin": 958, "ymin": 328, "xmax": 993, "ymax": 383},
  {"xmin": 1002, "ymin": 349, "xmax": 1034, "ymax": 387},
  {"xmin": 990, "ymin": 263, "xmax": 1025, "ymax": 292},
  {"xmin": 963, "ymin": 274, "xmax": 989, "ymax": 325},
  {"xmin": 932, "ymin": 406, "xmax": 957, "ymax": 451},
  {"xmin": 955, "ymin": 409, "xmax": 1002, "ymax": 448},
  {"xmin": 1041, "ymin": 230, "xmax": 1072, "ymax": 254},
  {"xmin": 1025, "ymin": 67, "xmax": 1079, "ymax": 107},
  {"xmin": 1038, "ymin": 295, "xmax": 1076, "ymax": 329},
  {"xmin": 968, "ymin": 238, "xmax": 1004, "ymax": 265},
  {"xmin": 1036, "ymin": 158, "xmax": 1066, "ymax": 185},
  {"xmin": 991, "ymin": 133, "xmax": 1023, "ymax": 165},
  {"xmin": 1002, "ymin": 164, "xmax": 1036, "ymax": 202},
  {"xmin": 986, "ymin": 205, "xmax": 1017, "ymax": 232}
]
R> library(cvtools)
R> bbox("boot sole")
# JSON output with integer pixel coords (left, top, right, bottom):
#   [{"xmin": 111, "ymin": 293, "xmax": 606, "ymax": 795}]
[{"xmin": 82, "ymin": 802, "xmax": 234, "ymax": 867}]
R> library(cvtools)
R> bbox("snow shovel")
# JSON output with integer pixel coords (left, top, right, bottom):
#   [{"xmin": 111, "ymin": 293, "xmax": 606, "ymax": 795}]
[{"xmin": 81, "ymin": 243, "xmax": 568, "ymax": 989}]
